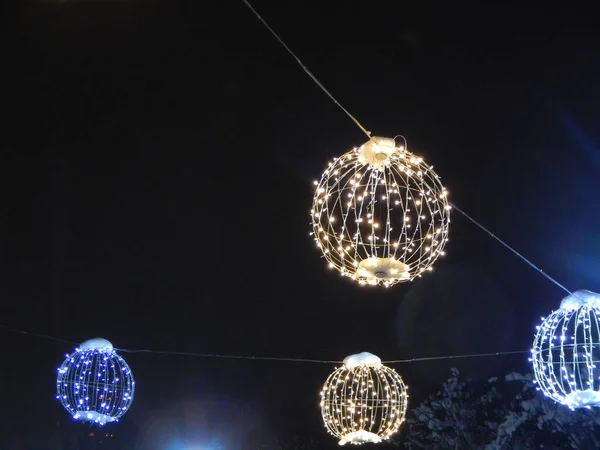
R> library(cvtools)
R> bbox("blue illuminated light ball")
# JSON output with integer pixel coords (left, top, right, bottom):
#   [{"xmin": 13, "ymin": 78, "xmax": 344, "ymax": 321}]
[
  {"xmin": 56, "ymin": 338, "xmax": 135, "ymax": 425},
  {"xmin": 531, "ymin": 290, "xmax": 600, "ymax": 409}
]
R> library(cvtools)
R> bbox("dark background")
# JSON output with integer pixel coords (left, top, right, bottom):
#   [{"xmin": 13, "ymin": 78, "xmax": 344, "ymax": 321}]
[{"xmin": 2, "ymin": 0, "xmax": 599, "ymax": 448}]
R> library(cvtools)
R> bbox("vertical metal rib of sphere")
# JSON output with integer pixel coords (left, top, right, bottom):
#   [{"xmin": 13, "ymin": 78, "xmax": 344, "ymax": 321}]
[
  {"xmin": 320, "ymin": 365, "xmax": 408, "ymax": 441},
  {"xmin": 311, "ymin": 146, "xmax": 449, "ymax": 286},
  {"xmin": 532, "ymin": 306, "xmax": 600, "ymax": 404},
  {"xmin": 56, "ymin": 349, "xmax": 135, "ymax": 422}
]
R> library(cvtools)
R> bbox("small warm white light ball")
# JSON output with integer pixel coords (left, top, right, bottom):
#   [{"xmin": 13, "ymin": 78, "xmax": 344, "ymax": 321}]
[
  {"xmin": 56, "ymin": 338, "xmax": 135, "ymax": 425},
  {"xmin": 320, "ymin": 352, "xmax": 408, "ymax": 445},
  {"xmin": 310, "ymin": 137, "xmax": 450, "ymax": 287},
  {"xmin": 531, "ymin": 290, "xmax": 600, "ymax": 409}
]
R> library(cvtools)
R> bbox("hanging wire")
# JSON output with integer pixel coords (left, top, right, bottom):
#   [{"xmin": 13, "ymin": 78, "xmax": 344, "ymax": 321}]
[
  {"xmin": 1, "ymin": 323, "xmax": 527, "ymax": 365},
  {"xmin": 0, "ymin": 324, "xmax": 76, "ymax": 346},
  {"xmin": 450, "ymin": 203, "xmax": 572, "ymax": 295},
  {"xmin": 384, "ymin": 350, "xmax": 529, "ymax": 364},
  {"xmin": 116, "ymin": 347, "xmax": 340, "ymax": 364},
  {"xmin": 239, "ymin": 0, "xmax": 372, "ymax": 140}
]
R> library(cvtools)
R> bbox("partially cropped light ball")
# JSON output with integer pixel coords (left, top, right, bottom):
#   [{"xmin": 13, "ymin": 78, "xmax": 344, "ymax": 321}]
[
  {"xmin": 56, "ymin": 338, "xmax": 135, "ymax": 425},
  {"xmin": 531, "ymin": 290, "xmax": 600, "ymax": 409},
  {"xmin": 319, "ymin": 352, "xmax": 408, "ymax": 446},
  {"xmin": 310, "ymin": 137, "xmax": 450, "ymax": 287}
]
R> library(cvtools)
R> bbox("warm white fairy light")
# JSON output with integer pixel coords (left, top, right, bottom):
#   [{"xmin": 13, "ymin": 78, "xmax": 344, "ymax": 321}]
[
  {"xmin": 319, "ymin": 352, "xmax": 408, "ymax": 446},
  {"xmin": 56, "ymin": 338, "xmax": 135, "ymax": 425},
  {"xmin": 310, "ymin": 137, "xmax": 450, "ymax": 287},
  {"xmin": 531, "ymin": 290, "xmax": 600, "ymax": 409}
]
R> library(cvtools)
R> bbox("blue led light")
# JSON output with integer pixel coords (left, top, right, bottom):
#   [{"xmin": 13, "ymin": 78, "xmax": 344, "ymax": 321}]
[
  {"xmin": 56, "ymin": 338, "xmax": 135, "ymax": 425},
  {"xmin": 531, "ymin": 290, "xmax": 600, "ymax": 409}
]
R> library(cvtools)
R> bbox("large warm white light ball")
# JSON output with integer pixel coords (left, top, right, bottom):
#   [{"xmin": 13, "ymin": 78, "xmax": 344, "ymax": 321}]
[
  {"xmin": 310, "ymin": 137, "xmax": 450, "ymax": 287},
  {"xmin": 320, "ymin": 352, "xmax": 408, "ymax": 445}
]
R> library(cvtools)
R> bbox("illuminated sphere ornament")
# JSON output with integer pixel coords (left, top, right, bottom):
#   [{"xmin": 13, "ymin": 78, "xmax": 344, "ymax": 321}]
[
  {"xmin": 56, "ymin": 338, "xmax": 135, "ymax": 425},
  {"xmin": 310, "ymin": 137, "xmax": 450, "ymax": 287},
  {"xmin": 531, "ymin": 290, "xmax": 600, "ymax": 409},
  {"xmin": 319, "ymin": 352, "xmax": 408, "ymax": 445}
]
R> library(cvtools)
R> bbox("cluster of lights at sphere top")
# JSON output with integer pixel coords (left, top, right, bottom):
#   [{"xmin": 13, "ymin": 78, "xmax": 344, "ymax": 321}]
[
  {"xmin": 56, "ymin": 338, "xmax": 135, "ymax": 425},
  {"xmin": 320, "ymin": 352, "xmax": 408, "ymax": 446},
  {"xmin": 531, "ymin": 290, "xmax": 600, "ymax": 409},
  {"xmin": 310, "ymin": 137, "xmax": 450, "ymax": 287}
]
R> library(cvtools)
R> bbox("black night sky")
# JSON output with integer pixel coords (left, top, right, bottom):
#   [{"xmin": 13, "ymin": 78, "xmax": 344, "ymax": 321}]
[{"xmin": 2, "ymin": 1, "xmax": 599, "ymax": 448}]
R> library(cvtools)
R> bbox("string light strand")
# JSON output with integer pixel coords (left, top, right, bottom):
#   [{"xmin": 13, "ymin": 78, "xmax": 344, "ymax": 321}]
[
  {"xmin": 239, "ymin": 0, "xmax": 372, "ymax": 140},
  {"xmin": 2, "ymin": 323, "xmax": 528, "ymax": 365},
  {"xmin": 450, "ymin": 203, "xmax": 572, "ymax": 295}
]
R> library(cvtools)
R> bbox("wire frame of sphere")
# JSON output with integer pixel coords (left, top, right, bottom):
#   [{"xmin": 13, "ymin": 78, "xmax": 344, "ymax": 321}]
[
  {"xmin": 56, "ymin": 348, "xmax": 135, "ymax": 424},
  {"xmin": 311, "ymin": 146, "xmax": 450, "ymax": 286},
  {"xmin": 320, "ymin": 364, "xmax": 408, "ymax": 442},
  {"xmin": 531, "ymin": 305, "xmax": 600, "ymax": 408}
]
